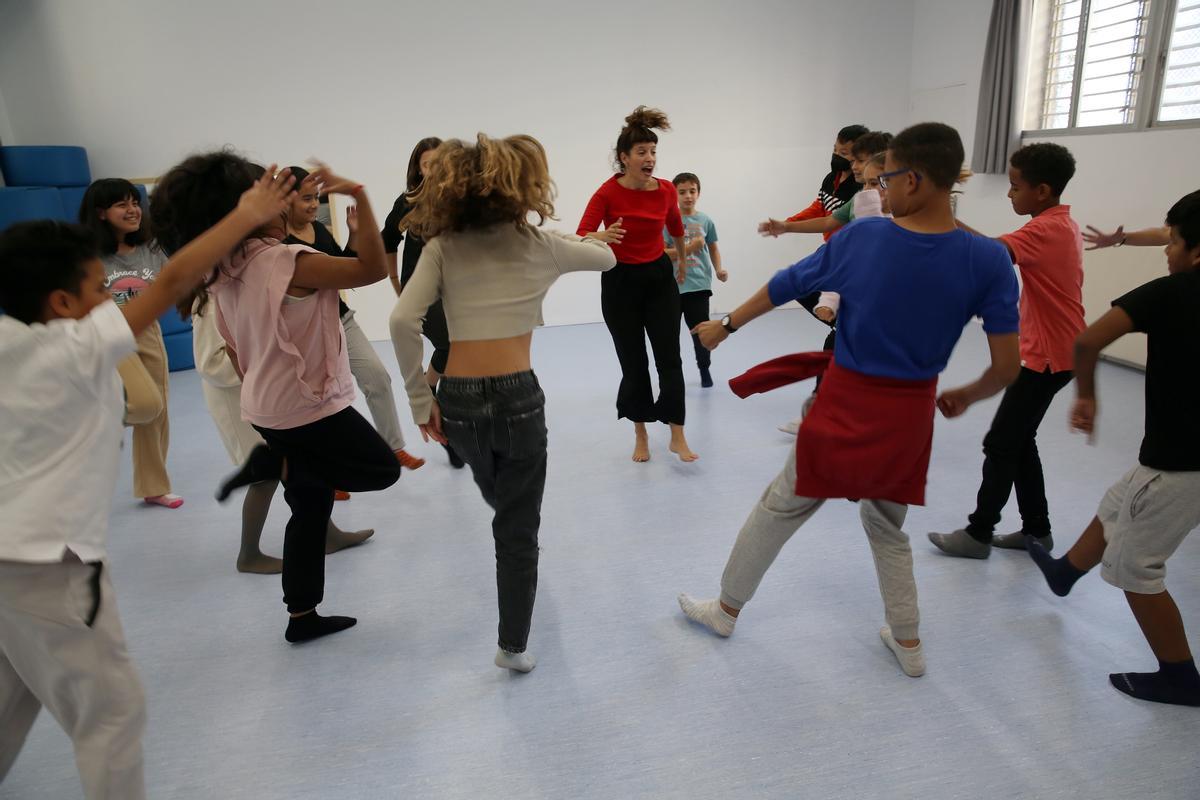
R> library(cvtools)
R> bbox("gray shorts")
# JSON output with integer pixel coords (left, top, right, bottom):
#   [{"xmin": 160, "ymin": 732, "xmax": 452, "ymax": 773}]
[{"xmin": 1098, "ymin": 464, "xmax": 1200, "ymax": 594}]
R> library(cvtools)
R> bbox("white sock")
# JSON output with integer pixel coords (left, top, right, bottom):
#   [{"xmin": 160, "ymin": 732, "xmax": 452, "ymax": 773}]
[
  {"xmin": 880, "ymin": 627, "xmax": 925, "ymax": 677},
  {"xmin": 495, "ymin": 648, "xmax": 536, "ymax": 673},
  {"xmin": 678, "ymin": 594, "xmax": 736, "ymax": 637}
]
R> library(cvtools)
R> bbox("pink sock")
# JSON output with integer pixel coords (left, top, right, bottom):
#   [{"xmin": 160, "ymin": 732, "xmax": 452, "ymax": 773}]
[{"xmin": 144, "ymin": 494, "xmax": 184, "ymax": 509}]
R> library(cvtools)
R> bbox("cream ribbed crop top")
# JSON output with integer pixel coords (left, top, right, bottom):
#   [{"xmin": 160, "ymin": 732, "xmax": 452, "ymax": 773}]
[{"xmin": 389, "ymin": 224, "xmax": 616, "ymax": 423}]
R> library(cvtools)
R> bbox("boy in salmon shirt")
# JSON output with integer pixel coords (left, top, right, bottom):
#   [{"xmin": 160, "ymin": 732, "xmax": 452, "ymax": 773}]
[{"xmin": 929, "ymin": 143, "xmax": 1085, "ymax": 558}]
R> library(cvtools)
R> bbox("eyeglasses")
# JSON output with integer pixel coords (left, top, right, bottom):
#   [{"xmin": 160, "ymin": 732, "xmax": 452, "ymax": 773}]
[{"xmin": 877, "ymin": 168, "xmax": 921, "ymax": 190}]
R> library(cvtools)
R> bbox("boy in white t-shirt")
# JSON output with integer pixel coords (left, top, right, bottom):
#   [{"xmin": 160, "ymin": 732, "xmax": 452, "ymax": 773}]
[{"xmin": 0, "ymin": 168, "xmax": 296, "ymax": 799}]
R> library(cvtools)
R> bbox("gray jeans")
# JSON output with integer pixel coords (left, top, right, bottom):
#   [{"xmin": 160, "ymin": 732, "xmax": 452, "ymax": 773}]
[
  {"xmin": 342, "ymin": 309, "xmax": 405, "ymax": 451},
  {"xmin": 719, "ymin": 446, "xmax": 921, "ymax": 641}
]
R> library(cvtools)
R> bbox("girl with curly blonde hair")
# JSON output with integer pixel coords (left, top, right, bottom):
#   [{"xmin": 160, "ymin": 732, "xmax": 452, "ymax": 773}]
[{"xmin": 391, "ymin": 133, "xmax": 616, "ymax": 672}]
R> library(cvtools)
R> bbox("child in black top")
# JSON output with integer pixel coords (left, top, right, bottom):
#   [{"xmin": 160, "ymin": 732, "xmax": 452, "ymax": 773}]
[{"xmin": 1028, "ymin": 189, "xmax": 1200, "ymax": 707}]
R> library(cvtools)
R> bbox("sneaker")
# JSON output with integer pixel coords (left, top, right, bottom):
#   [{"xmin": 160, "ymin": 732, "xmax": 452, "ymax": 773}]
[
  {"xmin": 333, "ymin": 490, "xmax": 351, "ymax": 502},
  {"xmin": 927, "ymin": 529, "xmax": 991, "ymax": 559},
  {"xmin": 778, "ymin": 417, "xmax": 801, "ymax": 435},
  {"xmin": 993, "ymin": 531, "xmax": 1054, "ymax": 551},
  {"xmin": 880, "ymin": 627, "xmax": 925, "ymax": 677},
  {"xmin": 395, "ymin": 449, "xmax": 426, "ymax": 470}
]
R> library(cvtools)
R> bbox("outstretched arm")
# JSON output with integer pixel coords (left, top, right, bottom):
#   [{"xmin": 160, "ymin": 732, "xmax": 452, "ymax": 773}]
[
  {"xmin": 1070, "ymin": 307, "xmax": 1135, "ymax": 437},
  {"xmin": 935, "ymin": 333, "xmax": 1020, "ymax": 418}
]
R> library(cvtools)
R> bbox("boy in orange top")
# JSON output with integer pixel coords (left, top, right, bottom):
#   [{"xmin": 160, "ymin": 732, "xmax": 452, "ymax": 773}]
[{"xmin": 930, "ymin": 143, "xmax": 1086, "ymax": 558}]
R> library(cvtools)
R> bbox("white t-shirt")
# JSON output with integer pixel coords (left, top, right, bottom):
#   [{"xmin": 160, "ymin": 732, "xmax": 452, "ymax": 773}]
[{"xmin": 0, "ymin": 301, "xmax": 135, "ymax": 562}]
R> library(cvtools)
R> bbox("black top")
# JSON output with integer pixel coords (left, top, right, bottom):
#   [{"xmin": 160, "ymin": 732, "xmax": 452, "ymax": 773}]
[
  {"xmin": 1112, "ymin": 270, "xmax": 1200, "ymax": 471},
  {"xmin": 382, "ymin": 195, "xmax": 427, "ymax": 286},
  {"xmin": 283, "ymin": 221, "xmax": 350, "ymax": 317},
  {"xmin": 819, "ymin": 170, "xmax": 860, "ymax": 213}
]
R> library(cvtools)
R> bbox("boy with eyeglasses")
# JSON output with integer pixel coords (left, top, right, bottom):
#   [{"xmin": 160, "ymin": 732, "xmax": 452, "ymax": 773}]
[
  {"xmin": 677, "ymin": 123, "xmax": 1020, "ymax": 677},
  {"xmin": 928, "ymin": 143, "xmax": 1085, "ymax": 559}
]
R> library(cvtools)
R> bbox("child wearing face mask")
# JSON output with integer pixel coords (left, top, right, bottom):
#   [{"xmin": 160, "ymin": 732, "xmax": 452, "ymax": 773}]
[
  {"xmin": 79, "ymin": 179, "xmax": 183, "ymax": 509},
  {"xmin": 282, "ymin": 166, "xmax": 426, "ymax": 486}
]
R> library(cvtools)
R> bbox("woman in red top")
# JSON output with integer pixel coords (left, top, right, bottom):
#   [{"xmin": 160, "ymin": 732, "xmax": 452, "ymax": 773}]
[{"xmin": 578, "ymin": 106, "xmax": 695, "ymax": 463}]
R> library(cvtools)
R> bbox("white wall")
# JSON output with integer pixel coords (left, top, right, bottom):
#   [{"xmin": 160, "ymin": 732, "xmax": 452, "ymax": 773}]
[
  {"xmin": 0, "ymin": 0, "xmax": 916, "ymax": 339},
  {"xmin": 909, "ymin": 0, "xmax": 1200, "ymax": 367}
]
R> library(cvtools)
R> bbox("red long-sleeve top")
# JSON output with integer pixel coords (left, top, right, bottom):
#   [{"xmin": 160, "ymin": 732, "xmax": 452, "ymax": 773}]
[{"xmin": 577, "ymin": 175, "xmax": 685, "ymax": 264}]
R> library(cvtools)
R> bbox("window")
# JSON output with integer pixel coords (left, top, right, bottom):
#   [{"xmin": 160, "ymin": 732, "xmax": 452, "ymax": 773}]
[{"xmin": 1025, "ymin": 0, "xmax": 1200, "ymax": 131}]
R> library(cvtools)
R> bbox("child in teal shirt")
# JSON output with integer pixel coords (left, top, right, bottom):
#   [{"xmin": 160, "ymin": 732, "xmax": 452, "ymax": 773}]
[{"xmin": 666, "ymin": 172, "xmax": 727, "ymax": 387}]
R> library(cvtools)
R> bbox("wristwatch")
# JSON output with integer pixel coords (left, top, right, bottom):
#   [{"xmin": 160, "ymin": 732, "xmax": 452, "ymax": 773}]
[{"xmin": 721, "ymin": 314, "xmax": 738, "ymax": 334}]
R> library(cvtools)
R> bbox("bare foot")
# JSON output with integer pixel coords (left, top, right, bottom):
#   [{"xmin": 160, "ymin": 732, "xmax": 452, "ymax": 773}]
[
  {"xmin": 326, "ymin": 527, "xmax": 374, "ymax": 554},
  {"xmin": 632, "ymin": 435, "xmax": 650, "ymax": 462},
  {"xmin": 669, "ymin": 426, "xmax": 699, "ymax": 462},
  {"xmin": 237, "ymin": 552, "xmax": 283, "ymax": 575}
]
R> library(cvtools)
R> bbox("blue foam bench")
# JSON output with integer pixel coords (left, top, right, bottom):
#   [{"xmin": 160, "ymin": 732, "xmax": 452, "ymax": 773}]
[
  {"xmin": 0, "ymin": 186, "xmax": 68, "ymax": 229},
  {"xmin": 0, "ymin": 146, "xmax": 91, "ymax": 187}
]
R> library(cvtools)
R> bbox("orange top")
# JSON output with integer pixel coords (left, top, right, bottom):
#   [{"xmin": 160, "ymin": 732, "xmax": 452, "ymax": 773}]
[{"xmin": 999, "ymin": 205, "xmax": 1086, "ymax": 373}]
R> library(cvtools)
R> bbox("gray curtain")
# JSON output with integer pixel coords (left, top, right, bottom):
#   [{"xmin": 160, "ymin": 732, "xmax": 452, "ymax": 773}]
[{"xmin": 972, "ymin": 0, "xmax": 1025, "ymax": 174}]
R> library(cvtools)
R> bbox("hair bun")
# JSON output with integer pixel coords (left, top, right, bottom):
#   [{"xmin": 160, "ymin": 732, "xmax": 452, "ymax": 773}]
[{"xmin": 624, "ymin": 105, "xmax": 670, "ymax": 132}]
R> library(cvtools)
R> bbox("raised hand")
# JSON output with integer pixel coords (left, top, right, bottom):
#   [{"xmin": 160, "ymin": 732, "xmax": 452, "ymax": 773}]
[
  {"xmin": 236, "ymin": 164, "xmax": 297, "ymax": 226},
  {"xmin": 591, "ymin": 218, "xmax": 625, "ymax": 244},
  {"xmin": 346, "ymin": 204, "xmax": 359, "ymax": 235},
  {"xmin": 1083, "ymin": 224, "xmax": 1124, "ymax": 250},
  {"xmin": 758, "ymin": 218, "xmax": 786, "ymax": 238},
  {"xmin": 306, "ymin": 160, "xmax": 360, "ymax": 196}
]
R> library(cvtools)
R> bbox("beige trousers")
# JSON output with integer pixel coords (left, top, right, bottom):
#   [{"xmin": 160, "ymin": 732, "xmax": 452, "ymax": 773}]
[
  {"xmin": 117, "ymin": 322, "xmax": 172, "ymax": 498},
  {"xmin": 0, "ymin": 556, "xmax": 146, "ymax": 800}
]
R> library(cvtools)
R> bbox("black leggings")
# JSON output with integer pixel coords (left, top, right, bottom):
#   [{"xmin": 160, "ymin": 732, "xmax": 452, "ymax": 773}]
[
  {"xmin": 600, "ymin": 255, "xmax": 685, "ymax": 425},
  {"xmin": 253, "ymin": 407, "xmax": 400, "ymax": 613}
]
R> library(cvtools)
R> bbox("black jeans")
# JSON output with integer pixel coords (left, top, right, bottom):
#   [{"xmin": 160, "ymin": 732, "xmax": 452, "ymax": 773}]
[
  {"xmin": 253, "ymin": 407, "xmax": 401, "ymax": 613},
  {"xmin": 679, "ymin": 290, "xmax": 712, "ymax": 370},
  {"xmin": 601, "ymin": 255, "xmax": 685, "ymax": 425},
  {"xmin": 966, "ymin": 366, "xmax": 1073, "ymax": 541},
  {"xmin": 438, "ymin": 372, "xmax": 547, "ymax": 653}
]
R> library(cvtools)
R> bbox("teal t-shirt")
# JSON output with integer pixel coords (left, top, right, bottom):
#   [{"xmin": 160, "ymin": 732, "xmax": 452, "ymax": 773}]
[{"xmin": 664, "ymin": 211, "xmax": 718, "ymax": 294}]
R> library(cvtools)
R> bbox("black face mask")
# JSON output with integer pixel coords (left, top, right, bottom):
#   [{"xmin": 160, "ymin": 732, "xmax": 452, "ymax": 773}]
[{"xmin": 830, "ymin": 153, "xmax": 852, "ymax": 174}]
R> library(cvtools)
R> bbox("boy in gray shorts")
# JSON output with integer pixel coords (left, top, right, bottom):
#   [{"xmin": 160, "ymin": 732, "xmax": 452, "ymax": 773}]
[{"xmin": 1028, "ymin": 189, "xmax": 1200, "ymax": 707}]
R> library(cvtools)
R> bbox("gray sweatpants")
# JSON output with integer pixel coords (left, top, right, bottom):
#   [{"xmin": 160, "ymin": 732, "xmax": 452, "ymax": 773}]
[
  {"xmin": 719, "ymin": 446, "xmax": 921, "ymax": 641},
  {"xmin": 0, "ymin": 556, "xmax": 146, "ymax": 800},
  {"xmin": 343, "ymin": 309, "xmax": 406, "ymax": 451}
]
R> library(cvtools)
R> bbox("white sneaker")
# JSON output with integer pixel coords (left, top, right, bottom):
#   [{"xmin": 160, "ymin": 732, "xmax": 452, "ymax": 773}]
[
  {"xmin": 778, "ymin": 417, "xmax": 801, "ymax": 435},
  {"xmin": 880, "ymin": 627, "xmax": 925, "ymax": 677}
]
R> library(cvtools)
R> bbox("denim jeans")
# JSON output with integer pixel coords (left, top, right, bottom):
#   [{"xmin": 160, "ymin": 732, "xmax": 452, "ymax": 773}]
[{"xmin": 437, "ymin": 372, "xmax": 547, "ymax": 653}]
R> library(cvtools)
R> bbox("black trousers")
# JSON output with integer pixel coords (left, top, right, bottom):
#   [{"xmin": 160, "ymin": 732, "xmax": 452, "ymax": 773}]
[
  {"xmin": 966, "ymin": 366, "xmax": 1073, "ymax": 541},
  {"xmin": 438, "ymin": 372, "xmax": 547, "ymax": 653},
  {"xmin": 600, "ymin": 255, "xmax": 685, "ymax": 425},
  {"xmin": 253, "ymin": 407, "xmax": 401, "ymax": 613},
  {"xmin": 423, "ymin": 299, "xmax": 451, "ymax": 375},
  {"xmin": 679, "ymin": 290, "xmax": 712, "ymax": 370}
]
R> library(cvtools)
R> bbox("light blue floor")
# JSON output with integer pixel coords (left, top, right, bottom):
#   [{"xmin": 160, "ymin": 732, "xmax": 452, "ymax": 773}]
[{"xmin": 5, "ymin": 311, "xmax": 1198, "ymax": 799}]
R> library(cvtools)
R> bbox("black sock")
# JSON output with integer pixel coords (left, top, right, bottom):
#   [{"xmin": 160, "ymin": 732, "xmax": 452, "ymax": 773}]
[
  {"xmin": 285, "ymin": 612, "xmax": 357, "ymax": 643},
  {"xmin": 1027, "ymin": 539, "xmax": 1087, "ymax": 597},
  {"xmin": 1110, "ymin": 659, "xmax": 1200, "ymax": 707},
  {"xmin": 700, "ymin": 366, "xmax": 713, "ymax": 388},
  {"xmin": 443, "ymin": 442, "xmax": 465, "ymax": 469},
  {"xmin": 216, "ymin": 444, "xmax": 282, "ymax": 503}
]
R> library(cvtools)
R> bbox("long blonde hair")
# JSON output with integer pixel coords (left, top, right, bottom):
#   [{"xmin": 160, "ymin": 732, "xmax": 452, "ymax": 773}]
[{"xmin": 401, "ymin": 134, "xmax": 556, "ymax": 239}]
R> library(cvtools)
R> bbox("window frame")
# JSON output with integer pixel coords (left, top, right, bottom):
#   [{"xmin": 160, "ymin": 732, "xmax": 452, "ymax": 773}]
[{"xmin": 1023, "ymin": 0, "xmax": 1200, "ymax": 136}]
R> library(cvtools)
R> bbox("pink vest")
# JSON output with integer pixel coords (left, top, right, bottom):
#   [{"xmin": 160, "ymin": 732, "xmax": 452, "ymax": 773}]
[{"xmin": 210, "ymin": 240, "xmax": 354, "ymax": 429}]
